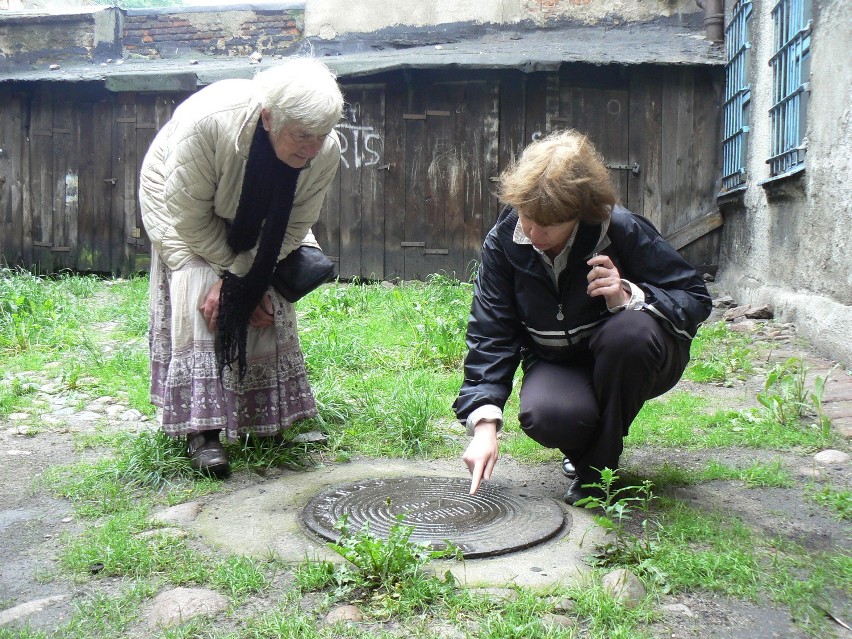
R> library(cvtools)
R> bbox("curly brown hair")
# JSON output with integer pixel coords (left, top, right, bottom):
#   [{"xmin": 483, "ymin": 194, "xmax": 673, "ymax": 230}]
[{"xmin": 498, "ymin": 129, "xmax": 617, "ymax": 225}]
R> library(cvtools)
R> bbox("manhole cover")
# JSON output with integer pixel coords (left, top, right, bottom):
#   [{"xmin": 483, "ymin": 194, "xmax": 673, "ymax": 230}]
[{"xmin": 301, "ymin": 476, "xmax": 567, "ymax": 558}]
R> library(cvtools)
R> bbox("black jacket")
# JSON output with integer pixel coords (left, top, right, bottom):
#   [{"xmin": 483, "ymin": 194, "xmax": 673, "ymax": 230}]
[{"xmin": 453, "ymin": 205, "xmax": 712, "ymax": 422}]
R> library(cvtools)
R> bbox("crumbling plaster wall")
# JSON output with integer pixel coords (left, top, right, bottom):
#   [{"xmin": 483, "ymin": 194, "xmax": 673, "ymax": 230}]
[
  {"xmin": 0, "ymin": 7, "xmax": 121, "ymax": 63},
  {"xmin": 0, "ymin": 4, "xmax": 306, "ymax": 63},
  {"xmin": 716, "ymin": 0, "xmax": 852, "ymax": 366},
  {"xmin": 304, "ymin": 0, "xmax": 702, "ymax": 38}
]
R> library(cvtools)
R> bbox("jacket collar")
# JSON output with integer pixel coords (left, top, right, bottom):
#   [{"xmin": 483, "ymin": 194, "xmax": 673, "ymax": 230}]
[{"xmin": 496, "ymin": 208, "xmax": 611, "ymax": 274}]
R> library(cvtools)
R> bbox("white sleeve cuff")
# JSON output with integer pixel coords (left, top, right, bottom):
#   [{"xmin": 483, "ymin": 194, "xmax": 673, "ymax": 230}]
[
  {"xmin": 465, "ymin": 405, "xmax": 504, "ymax": 437},
  {"xmin": 608, "ymin": 279, "xmax": 645, "ymax": 313}
]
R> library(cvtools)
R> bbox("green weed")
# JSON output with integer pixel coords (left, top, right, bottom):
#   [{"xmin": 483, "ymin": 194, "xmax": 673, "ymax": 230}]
[
  {"xmin": 328, "ymin": 514, "xmax": 458, "ymax": 591},
  {"xmin": 686, "ymin": 321, "xmax": 754, "ymax": 384},
  {"xmin": 211, "ymin": 555, "xmax": 269, "ymax": 600},
  {"xmin": 757, "ymin": 357, "xmax": 834, "ymax": 437},
  {"xmin": 808, "ymin": 486, "xmax": 852, "ymax": 520},
  {"xmin": 576, "ymin": 469, "xmax": 661, "ymax": 570},
  {"xmin": 297, "ymin": 515, "xmax": 459, "ymax": 618}
]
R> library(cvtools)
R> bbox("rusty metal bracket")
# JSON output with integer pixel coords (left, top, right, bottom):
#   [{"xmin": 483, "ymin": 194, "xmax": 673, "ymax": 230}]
[{"xmin": 606, "ymin": 162, "xmax": 641, "ymax": 175}]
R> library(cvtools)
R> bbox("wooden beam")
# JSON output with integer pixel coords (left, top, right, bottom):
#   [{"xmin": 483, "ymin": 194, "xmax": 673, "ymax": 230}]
[{"xmin": 665, "ymin": 209, "xmax": 723, "ymax": 251}]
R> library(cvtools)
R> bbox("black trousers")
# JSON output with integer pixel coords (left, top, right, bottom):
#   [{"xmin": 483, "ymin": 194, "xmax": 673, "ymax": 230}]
[{"xmin": 518, "ymin": 310, "xmax": 690, "ymax": 481}]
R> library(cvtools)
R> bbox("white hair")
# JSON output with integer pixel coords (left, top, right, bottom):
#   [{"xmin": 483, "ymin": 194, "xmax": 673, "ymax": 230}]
[{"xmin": 253, "ymin": 58, "xmax": 344, "ymax": 134}]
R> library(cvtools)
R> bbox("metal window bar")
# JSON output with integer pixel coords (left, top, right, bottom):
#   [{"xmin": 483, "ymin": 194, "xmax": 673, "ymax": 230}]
[
  {"xmin": 722, "ymin": 0, "xmax": 753, "ymax": 190},
  {"xmin": 768, "ymin": 0, "xmax": 812, "ymax": 175}
]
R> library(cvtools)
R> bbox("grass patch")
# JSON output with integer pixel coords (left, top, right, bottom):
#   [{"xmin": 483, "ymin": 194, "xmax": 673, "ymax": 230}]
[
  {"xmin": 685, "ymin": 321, "xmax": 755, "ymax": 384},
  {"xmin": 808, "ymin": 485, "xmax": 852, "ymax": 520},
  {"xmin": 701, "ymin": 459, "xmax": 793, "ymax": 487},
  {"xmin": 627, "ymin": 391, "xmax": 834, "ymax": 451},
  {"xmin": 3, "ymin": 271, "xmax": 849, "ymax": 639}
]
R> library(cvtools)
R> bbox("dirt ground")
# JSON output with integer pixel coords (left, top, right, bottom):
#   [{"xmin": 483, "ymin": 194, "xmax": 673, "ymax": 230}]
[{"xmin": 1, "ymin": 309, "xmax": 850, "ymax": 638}]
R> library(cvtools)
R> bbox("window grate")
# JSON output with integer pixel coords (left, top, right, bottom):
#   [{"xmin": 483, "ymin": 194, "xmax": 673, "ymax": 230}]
[
  {"xmin": 767, "ymin": 0, "xmax": 812, "ymax": 176},
  {"xmin": 722, "ymin": 0, "xmax": 754, "ymax": 191}
]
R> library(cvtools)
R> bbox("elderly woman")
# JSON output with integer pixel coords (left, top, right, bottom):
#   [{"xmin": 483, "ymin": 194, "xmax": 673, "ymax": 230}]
[
  {"xmin": 139, "ymin": 58, "xmax": 344, "ymax": 477},
  {"xmin": 454, "ymin": 129, "xmax": 711, "ymax": 504}
]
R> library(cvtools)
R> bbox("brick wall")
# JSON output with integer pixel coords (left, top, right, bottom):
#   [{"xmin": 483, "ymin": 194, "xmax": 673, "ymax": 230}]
[
  {"xmin": 0, "ymin": 6, "xmax": 304, "ymax": 65},
  {"xmin": 123, "ymin": 8, "xmax": 304, "ymax": 58}
]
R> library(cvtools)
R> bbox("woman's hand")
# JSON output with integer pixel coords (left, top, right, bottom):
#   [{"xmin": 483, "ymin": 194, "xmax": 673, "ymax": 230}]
[
  {"xmin": 199, "ymin": 279, "xmax": 223, "ymax": 332},
  {"xmin": 249, "ymin": 293, "xmax": 275, "ymax": 328},
  {"xmin": 463, "ymin": 420, "xmax": 500, "ymax": 495},
  {"xmin": 586, "ymin": 254, "xmax": 630, "ymax": 310}
]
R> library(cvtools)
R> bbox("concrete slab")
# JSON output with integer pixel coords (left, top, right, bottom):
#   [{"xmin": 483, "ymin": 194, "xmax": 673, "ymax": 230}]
[{"xmin": 188, "ymin": 458, "xmax": 604, "ymax": 588}]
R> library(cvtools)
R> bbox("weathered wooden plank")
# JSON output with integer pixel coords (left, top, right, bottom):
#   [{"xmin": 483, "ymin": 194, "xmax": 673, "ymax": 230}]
[
  {"xmin": 92, "ymin": 100, "xmax": 113, "ymax": 272},
  {"xmin": 659, "ymin": 69, "xmax": 680, "ymax": 238},
  {"xmin": 335, "ymin": 86, "xmax": 386, "ymax": 280},
  {"xmin": 403, "ymin": 78, "xmax": 427, "ymax": 280},
  {"xmin": 359, "ymin": 87, "xmax": 386, "ymax": 280},
  {"xmin": 673, "ymin": 68, "xmax": 696, "ymax": 234},
  {"xmin": 665, "ymin": 210, "xmax": 723, "ymax": 251},
  {"xmin": 464, "ymin": 80, "xmax": 500, "ymax": 281},
  {"xmin": 51, "ymin": 101, "xmax": 73, "ymax": 270},
  {"xmin": 337, "ymin": 95, "xmax": 362, "ymax": 279},
  {"xmin": 423, "ymin": 81, "xmax": 456, "ymax": 277},
  {"xmin": 524, "ymin": 72, "xmax": 548, "ymax": 148},
  {"xmin": 75, "ymin": 101, "xmax": 95, "ymax": 272},
  {"xmin": 29, "ymin": 88, "xmax": 54, "ymax": 272},
  {"xmin": 382, "ymin": 79, "xmax": 405, "ymax": 281},
  {"xmin": 114, "ymin": 94, "xmax": 137, "ymax": 274},
  {"xmin": 0, "ymin": 89, "xmax": 25, "ymax": 267},
  {"xmin": 687, "ymin": 66, "xmax": 724, "ymax": 268},
  {"xmin": 693, "ymin": 67, "xmax": 723, "ymax": 207},
  {"xmin": 498, "ymin": 70, "xmax": 525, "ymax": 175},
  {"xmin": 133, "ymin": 94, "xmax": 159, "ymax": 273},
  {"xmin": 603, "ymin": 87, "xmax": 629, "ymax": 205},
  {"xmin": 628, "ymin": 67, "xmax": 663, "ymax": 226},
  {"xmin": 451, "ymin": 82, "xmax": 474, "ymax": 279}
]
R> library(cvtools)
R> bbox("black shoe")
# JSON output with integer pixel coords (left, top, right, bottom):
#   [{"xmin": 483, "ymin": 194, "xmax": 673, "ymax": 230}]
[
  {"xmin": 560, "ymin": 457, "xmax": 577, "ymax": 479},
  {"xmin": 187, "ymin": 431, "xmax": 230, "ymax": 478},
  {"xmin": 562, "ymin": 477, "xmax": 605, "ymax": 506}
]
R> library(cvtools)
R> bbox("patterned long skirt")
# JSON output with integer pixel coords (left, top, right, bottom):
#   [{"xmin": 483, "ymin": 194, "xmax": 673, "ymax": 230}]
[{"xmin": 148, "ymin": 251, "xmax": 317, "ymax": 440}]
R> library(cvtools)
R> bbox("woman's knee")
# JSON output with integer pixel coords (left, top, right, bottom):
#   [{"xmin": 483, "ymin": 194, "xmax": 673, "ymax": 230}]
[
  {"xmin": 518, "ymin": 398, "xmax": 598, "ymax": 450},
  {"xmin": 592, "ymin": 311, "xmax": 667, "ymax": 363}
]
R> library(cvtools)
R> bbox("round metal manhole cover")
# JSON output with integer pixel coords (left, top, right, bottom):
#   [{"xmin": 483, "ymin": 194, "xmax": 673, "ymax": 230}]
[{"xmin": 301, "ymin": 476, "xmax": 567, "ymax": 558}]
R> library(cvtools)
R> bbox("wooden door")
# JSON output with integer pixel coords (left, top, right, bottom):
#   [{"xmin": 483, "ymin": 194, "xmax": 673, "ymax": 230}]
[
  {"xmin": 401, "ymin": 80, "xmax": 499, "ymax": 281},
  {"xmin": 553, "ymin": 82, "xmax": 630, "ymax": 208},
  {"xmin": 318, "ymin": 84, "xmax": 386, "ymax": 280}
]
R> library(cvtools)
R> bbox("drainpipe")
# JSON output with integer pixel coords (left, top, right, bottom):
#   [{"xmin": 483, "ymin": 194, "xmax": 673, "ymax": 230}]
[{"xmin": 696, "ymin": 0, "xmax": 725, "ymax": 43}]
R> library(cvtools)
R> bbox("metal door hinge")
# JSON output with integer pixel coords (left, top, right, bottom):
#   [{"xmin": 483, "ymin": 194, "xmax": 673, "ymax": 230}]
[{"xmin": 606, "ymin": 162, "xmax": 641, "ymax": 175}]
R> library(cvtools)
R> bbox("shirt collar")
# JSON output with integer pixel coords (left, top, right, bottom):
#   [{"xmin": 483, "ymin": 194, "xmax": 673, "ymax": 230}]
[{"xmin": 512, "ymin": 219, "xmax": 579, "ymax": 264}]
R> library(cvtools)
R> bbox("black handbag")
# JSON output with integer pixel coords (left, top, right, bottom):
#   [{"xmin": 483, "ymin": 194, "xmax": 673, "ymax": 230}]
[{"xmin": 271, "ymin": 245, "xmax": 337, "ymax": 302}]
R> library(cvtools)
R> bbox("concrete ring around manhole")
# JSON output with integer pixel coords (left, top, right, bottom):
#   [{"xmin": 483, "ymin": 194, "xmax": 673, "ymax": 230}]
[{"xmin": 301, "ymin": 476, "xmax": 569, "ymax": 558}]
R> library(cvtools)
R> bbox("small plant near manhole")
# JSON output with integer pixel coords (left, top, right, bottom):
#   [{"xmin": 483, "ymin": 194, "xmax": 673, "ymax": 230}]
[
  {"xmin": 297, "ymin": 513, "xmax": 460, "ymax": 617},
  {"xmin": 577, "ymin": 468, "xmax": 662, "ymax": 572}
]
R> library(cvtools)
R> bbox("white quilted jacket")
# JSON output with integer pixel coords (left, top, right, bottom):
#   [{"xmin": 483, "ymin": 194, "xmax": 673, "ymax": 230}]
[{"xmin": 139, "ymin": 78, "xmax": 341, "ymax": 276}]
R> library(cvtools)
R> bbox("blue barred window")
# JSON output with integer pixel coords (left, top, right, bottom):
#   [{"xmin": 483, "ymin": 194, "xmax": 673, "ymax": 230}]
[
  {"xmin": 768, "ymin": 0, "xmax": 812, "ymax": 176},
  {"xmin": 722, "ymin": 0, "xmax": 753, "ymax": 191}
]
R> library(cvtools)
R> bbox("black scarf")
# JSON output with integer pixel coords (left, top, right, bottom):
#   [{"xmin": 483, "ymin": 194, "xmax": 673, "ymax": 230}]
[{"xmin": 216, "ymin": 118, "xmax": 302, "ymax": 379}]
